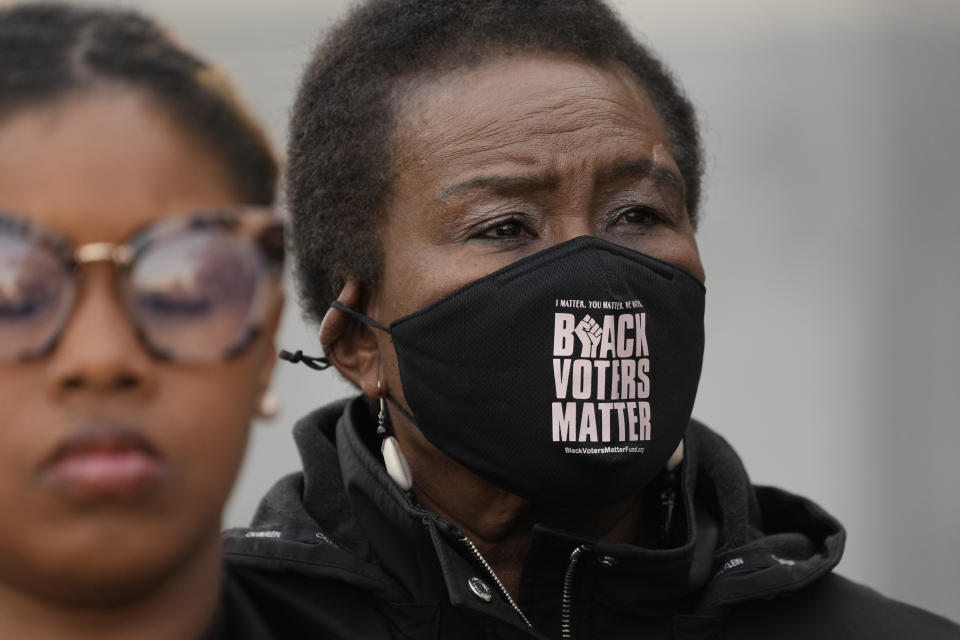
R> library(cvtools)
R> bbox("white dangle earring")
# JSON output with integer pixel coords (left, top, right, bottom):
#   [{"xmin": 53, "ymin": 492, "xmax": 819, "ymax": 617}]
[
  {"xmin": 377, "ymin": 380, "xmax": 413, "ymax": 490},
  {"xmin": 666, "ymin": 440, "xmax": 684, "ymax": 472}
]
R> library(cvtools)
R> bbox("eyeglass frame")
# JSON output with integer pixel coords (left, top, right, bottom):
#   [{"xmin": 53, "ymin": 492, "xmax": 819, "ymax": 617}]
[{"xmin": 0, "ymin": 206, "xmax": 285, "ymax": 363}]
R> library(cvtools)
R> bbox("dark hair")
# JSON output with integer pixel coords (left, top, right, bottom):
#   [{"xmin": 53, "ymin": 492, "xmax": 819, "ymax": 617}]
[
  {"xmin": 287, "ymin": 0, "xmax": 704, "ymax": 324},
  {"xmin": 0, "ymin": 3, "xmax": 277, "ymax": 205}
]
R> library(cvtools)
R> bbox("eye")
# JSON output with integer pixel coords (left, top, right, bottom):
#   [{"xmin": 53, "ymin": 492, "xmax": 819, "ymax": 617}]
[
  {"xmin": 474, "ymin": 215, "xmax": 533, "ymax": 241},
  {"xmin": 617, "ymin": 206, "xmax": 660, "ymax": 226},
  {"xmin": 134, "ymin": 289, "xmax": 213, "ymax": 316},
  {"xmin": 489, "ymin": 220, "xmax": 523, "ymax": 237}
]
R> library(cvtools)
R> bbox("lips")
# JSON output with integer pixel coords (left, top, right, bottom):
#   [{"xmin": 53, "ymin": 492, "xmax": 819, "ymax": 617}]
[{"xmin": 40, "ymin": 423, "xmax": 167, "ymax": 503}]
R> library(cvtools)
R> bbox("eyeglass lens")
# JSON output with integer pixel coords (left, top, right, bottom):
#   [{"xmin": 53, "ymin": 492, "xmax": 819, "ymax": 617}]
[
  {"xmin": 0, "ymin": 232, "xmax": 73, "ymax": 360},
  {"xmin": 128, "ymin": 228, "xmax": 265, "ymax": 361}
]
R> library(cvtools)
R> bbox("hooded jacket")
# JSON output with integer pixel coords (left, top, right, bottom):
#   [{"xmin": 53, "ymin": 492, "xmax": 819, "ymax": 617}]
[{"xmin": 223, "ymin": 397, "xmax": 960, "ymax": 639}]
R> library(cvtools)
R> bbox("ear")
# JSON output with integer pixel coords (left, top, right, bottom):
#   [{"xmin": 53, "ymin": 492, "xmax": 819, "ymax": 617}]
[{"xmin": 319, "ymin": 279, "xmax": 380, "ymax": 399}]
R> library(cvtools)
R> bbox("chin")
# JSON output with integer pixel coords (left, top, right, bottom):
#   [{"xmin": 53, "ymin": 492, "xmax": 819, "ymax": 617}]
[
  {"xmin": 1, "ymin": 512, "xmax": 221, "ymax": 608},
  {"xmin": 0, "ymin": 550, "xmax": 172, "ymax": 609},
  {"xmin": 48, "ymin": 565, "xmax": 172, "ymax": 607}
]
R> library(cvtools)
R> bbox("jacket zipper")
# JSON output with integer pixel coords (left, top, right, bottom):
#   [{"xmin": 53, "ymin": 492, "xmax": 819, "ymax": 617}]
[
  {"xmin": 560, "ymin": 544, "xmax": 590, "ymax": 640},
  {"xmin": 459, "ymin": 535, "xmax": 534, "ymax": 629}
]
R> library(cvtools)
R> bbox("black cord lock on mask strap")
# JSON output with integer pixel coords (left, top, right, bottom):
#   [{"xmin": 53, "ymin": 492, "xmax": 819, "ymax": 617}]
[
  {"xmin": 279, "ymin": 300, "xmax": 391, "ymax": 371},
  {"xmin": 278, "ymin": 349, "xmax": 333, "ymax": 370}
]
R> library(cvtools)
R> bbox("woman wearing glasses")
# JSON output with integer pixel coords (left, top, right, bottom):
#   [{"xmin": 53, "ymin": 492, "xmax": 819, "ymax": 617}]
[{"xmin": 0, "ymin": 4, "xmax": 282, "ymax": 639}]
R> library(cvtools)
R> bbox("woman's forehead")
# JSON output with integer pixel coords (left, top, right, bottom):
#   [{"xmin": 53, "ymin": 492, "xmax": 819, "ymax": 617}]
[
  {"xmin": 390, "ymin": 53, "xmax": 680, "ymax": 197},
  {"xmin": 0, "ymin": 90, "xmax": 241, "ymax": 245}
]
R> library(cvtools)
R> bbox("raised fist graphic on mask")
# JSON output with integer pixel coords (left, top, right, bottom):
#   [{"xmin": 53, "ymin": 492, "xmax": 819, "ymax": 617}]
[{"xmin": 575, "ymin": 314, "xmax": 602, "ymax": 358}]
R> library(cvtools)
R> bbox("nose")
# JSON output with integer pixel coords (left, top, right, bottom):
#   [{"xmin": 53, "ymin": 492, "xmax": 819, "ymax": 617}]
[
  {"xmin": 45, "ymin": 266, "xmax": 157, "ymax": 401},
  {"xmin": 547, "ymin": 212, "xmax": 593, "ymax": 245}
]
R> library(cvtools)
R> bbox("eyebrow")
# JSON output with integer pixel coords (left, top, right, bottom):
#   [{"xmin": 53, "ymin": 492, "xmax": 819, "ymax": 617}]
[
  {"xmin": 435, "ymin": 173, "xmax": 558, "ymax": 202},
  {"xmin": 595, "ymin": 159, "xmax": 686, "ymax": 197},
  {"xmin": 434, "ymin": 158, "xmax": 685, "ymax": 203}
]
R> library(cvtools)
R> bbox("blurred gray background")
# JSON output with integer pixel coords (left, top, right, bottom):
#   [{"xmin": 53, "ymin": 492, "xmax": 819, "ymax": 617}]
[{"xmin": 69, "ymin": 0, "xmax": 960, "ymax": 623}]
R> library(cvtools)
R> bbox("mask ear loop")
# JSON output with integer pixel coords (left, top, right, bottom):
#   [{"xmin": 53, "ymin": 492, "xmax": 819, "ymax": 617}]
[
  {"xmin": 279, "ymin": 301, "xmax": 390, "ymax": 370},
  {"xmin": 377, "ymin": 378, "xmax": 413, "ymax": 491}
]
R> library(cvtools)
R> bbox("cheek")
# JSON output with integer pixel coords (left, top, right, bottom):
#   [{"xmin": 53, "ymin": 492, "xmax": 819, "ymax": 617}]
[
  {"xmin": 157, "ymin": 370, "xmax": 257, "ymax": 476},
  {"xmin": 149, "ymin": 363, "xmax": 261, "ymax": 521},
  {"xmin": 661, "ymin": 236, "xmax": 705, "ymax": 283},
  {"xmin": 0, "ymin": 367, "xmax": 51, "ymax": 498},
  {"xmin": 378, "ymin": 244, "xmax": 501, "ymax": 321},
  {"xmin": 633, "ymin": 226, "xmax": 704, "ymax": 284},
  {"xmin": 378, "ymin": 234, "xmax": 446, "ymax": 318},
  {"xmin": 379, "ymin": 203, "xmax": 508, "ymax": 321}
]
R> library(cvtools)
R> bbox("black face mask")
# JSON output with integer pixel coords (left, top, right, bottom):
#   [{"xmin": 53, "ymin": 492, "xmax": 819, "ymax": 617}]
[{"xmin": 294, "ymin": 236, "xmax": 706, "ymax": 509}]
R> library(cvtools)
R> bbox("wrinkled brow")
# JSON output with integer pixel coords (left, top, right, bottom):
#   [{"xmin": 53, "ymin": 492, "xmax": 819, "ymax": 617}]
[
  {"xmin": 435, "ymin": 173, "xmax": 559, "ymax": 202},
  {"xmin": 595, "ymin": 159, "xmax": 685, "ymax": 198}
]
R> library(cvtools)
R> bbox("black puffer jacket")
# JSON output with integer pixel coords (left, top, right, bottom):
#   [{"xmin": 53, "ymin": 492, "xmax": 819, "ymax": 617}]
[{"xmin": 224, "ymin": 397, "xmax": 960, "ymax": 639}]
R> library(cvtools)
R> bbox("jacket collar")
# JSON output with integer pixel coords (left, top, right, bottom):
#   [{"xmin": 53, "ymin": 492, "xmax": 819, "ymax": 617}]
[{"xmin": 249, "ymin": 396, "xmax": 846, "ymax": 632}]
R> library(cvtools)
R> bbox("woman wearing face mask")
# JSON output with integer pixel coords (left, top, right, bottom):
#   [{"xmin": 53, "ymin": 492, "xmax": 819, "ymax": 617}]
[
  {"xmin": 0, "ymin": 4, "xmax": 285, "ymax": 639},
  {"xmin": 225, "ymin": 1, "xmax": 960, "ymax": 638}
]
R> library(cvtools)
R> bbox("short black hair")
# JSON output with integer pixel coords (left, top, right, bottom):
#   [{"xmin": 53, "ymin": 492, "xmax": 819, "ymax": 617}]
[
  {"xmin": 0, "ymin": 2, "xmax": 277, "ymax": 205},
  {"xmin": 288, "ymin": 0, "xmax": 704, "ymax": 324}
]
